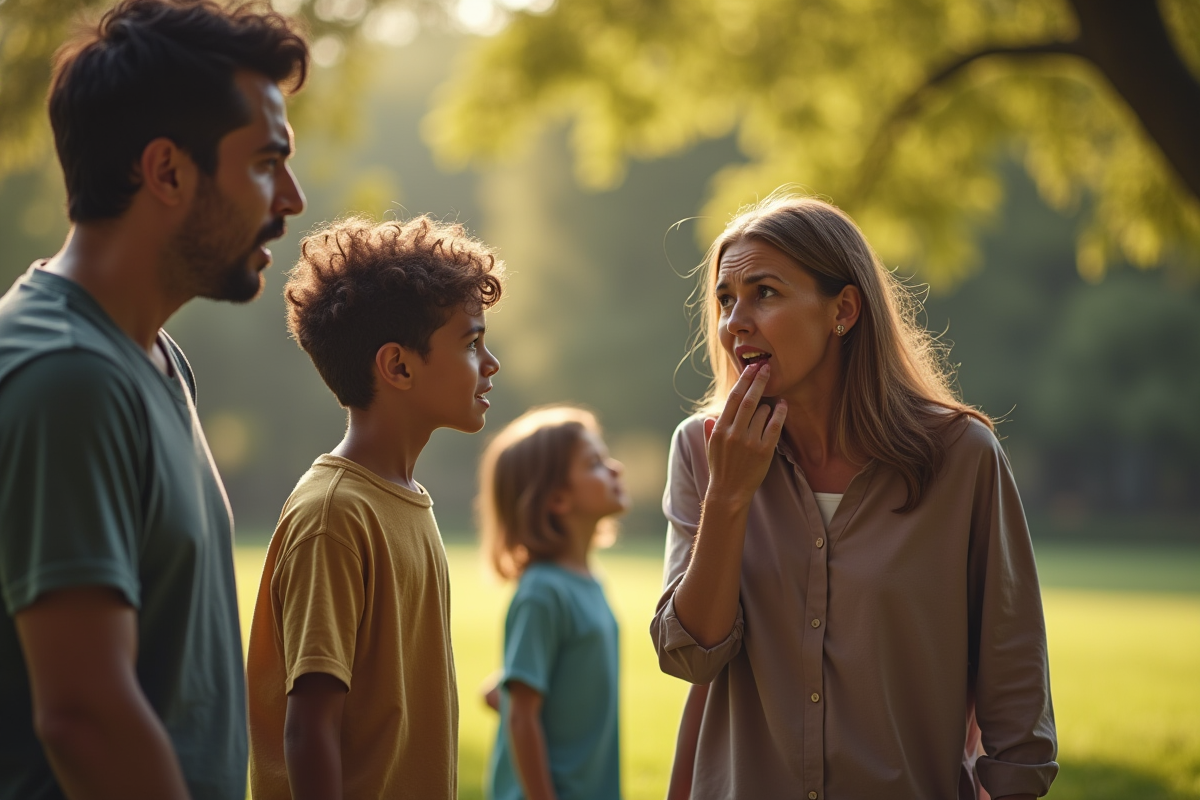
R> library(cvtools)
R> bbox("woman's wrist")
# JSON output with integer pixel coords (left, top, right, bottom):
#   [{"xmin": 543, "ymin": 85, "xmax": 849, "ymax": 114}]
[{"xmin": 703, "ymin": 479, "xmax": 755, "ymax": 516}]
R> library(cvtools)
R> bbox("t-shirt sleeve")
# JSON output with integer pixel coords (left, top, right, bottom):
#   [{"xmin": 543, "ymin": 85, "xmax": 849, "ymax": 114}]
[
  {"xmin": 274, "ymin": 533, "xmax": 365, "ymax": 693},
  {"xmin": 0, "ymin": 350, "xmax": 145, "ymax": 615},
  {"xmin": 502, "ymin": 590, "xmax": 563, "ymax": 696}
]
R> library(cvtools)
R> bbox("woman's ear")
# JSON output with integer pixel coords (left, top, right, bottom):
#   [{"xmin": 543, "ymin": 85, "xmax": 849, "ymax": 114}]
[
  {"xmin": 834, "ymin": 284, "xmax": 862, "ymax": 333},
  {"xmin": 375, "ymin": 343, "xmax": 415, "ymax": 391}
]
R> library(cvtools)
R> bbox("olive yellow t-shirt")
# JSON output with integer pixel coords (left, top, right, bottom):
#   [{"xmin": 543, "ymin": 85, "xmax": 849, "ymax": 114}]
[{"xmin": 247, "ymin": 455, "xmax": 458, "ymax": 800}]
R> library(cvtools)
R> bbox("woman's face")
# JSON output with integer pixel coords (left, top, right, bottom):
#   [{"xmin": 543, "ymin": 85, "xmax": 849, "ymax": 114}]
[{"xmin": 715, "ymin": 237, "xmax": 846, "ymax": 400}]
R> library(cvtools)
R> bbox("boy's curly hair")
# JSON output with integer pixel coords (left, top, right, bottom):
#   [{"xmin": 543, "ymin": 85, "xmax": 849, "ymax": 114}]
[{"xmin": 286, "ymin": 215, "xmax": 504, "ymax": 409}]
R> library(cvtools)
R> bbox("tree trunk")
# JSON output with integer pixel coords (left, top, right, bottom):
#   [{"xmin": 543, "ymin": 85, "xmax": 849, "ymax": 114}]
[{"xmin": 1070, "ymin": 0, "xmax": 1200, "ymax": 201}]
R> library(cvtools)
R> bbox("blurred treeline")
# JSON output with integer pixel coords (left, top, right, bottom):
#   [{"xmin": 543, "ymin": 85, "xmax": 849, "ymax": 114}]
[{"xmin": 1, "ymin": 26, "xmax": 1197, "ymax": 541}]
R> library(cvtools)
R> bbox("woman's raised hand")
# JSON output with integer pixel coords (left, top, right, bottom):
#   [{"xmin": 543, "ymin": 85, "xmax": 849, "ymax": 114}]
[{"xmin": 704, "ymin": 362, "xmax": 787, "ymax": 507}]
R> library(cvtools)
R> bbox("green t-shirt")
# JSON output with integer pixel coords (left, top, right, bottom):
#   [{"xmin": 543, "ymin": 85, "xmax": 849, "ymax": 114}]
[
  {"xmin": 488, "ymin": 562, "xmax": 621, "ymax": 800},
  {"xmin": 0, "ymin": 267, "xmax": 247, "ymax": 800}
]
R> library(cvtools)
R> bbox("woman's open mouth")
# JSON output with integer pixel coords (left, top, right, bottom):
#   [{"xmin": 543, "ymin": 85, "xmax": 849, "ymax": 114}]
[{"xmin": 737, "ymin": 348, "xmax": 773, "ymax": 368}]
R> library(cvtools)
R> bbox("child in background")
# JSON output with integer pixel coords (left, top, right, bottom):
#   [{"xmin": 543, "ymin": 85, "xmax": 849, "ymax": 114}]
[
  {"xmin": 480, "ymin": 406, "xmax": 629, "ymax": 800},
  {"xmin": 246, "ymin": 215, "xmax": 503, "ymax": 800}
]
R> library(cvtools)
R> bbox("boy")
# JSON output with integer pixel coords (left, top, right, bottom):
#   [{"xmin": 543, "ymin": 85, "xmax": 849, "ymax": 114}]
[{"xmin": 246, "ymin": 215, "xmax": 503, "ymax": 800}]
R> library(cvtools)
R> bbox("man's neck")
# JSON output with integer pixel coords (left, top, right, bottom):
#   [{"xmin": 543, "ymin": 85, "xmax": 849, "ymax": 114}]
[
  {"xmin": 331, "ymin": 404, "xmax": 431, "ymax": 492},
  {"xmin": 43, "ymin": 223, "xmax": 186, "ymax": 356}
]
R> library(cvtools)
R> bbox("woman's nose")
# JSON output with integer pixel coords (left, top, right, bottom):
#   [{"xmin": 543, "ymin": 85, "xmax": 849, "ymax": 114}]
[{"xmin": 724, "ymin": 299, "xmax": 754, "ymax": 336}]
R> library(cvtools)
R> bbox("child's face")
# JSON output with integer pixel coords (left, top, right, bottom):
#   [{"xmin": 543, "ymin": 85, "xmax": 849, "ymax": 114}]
[
  {"xmin": 563, "ymin": 431, "xmax": 629, "ymax": 521},
  {"xmin": 411, "ymin": 306, "xmax": 499, "ymax": 433}
]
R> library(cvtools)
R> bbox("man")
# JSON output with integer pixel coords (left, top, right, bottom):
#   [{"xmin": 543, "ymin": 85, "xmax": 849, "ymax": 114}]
[{"xmin": 0, "ymin": 2, "xmax": 307, "ymax": 798}]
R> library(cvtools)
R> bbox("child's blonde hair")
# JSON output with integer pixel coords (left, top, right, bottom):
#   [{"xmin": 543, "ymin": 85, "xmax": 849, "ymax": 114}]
[{"xmin": 478, "ymin": 405, "xmax": 612, "ymax": 580}]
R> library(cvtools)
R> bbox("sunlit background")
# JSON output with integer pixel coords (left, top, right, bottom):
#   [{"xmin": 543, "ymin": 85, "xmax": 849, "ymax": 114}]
[{"xmin": 1, "ymin": 0, "xmax": 1198, "ymax": 797}]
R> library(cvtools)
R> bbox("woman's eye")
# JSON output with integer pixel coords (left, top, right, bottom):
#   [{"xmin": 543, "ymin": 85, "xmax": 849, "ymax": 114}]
[
  {"xmin": 758, "ymin": 285, "xmax": 777, "ymax": 299},
  {"xmin": 716, "ymin": 294, "xmax": 734, "ymax": 309}
]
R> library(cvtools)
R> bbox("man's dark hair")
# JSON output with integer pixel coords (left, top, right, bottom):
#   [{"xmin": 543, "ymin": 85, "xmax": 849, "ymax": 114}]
[
  {"xmin": 286, "ymin": 215, "xmax": 505, "ymax": 409},
  {"xmin": 49, "ymin": 0, "xmax": 308, "ymax": 222}
]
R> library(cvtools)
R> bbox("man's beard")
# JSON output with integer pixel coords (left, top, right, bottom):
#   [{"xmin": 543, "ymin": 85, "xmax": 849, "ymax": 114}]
[{"xmin": 171, "ymin": 177, "xmax": 283, "ymax": 304}]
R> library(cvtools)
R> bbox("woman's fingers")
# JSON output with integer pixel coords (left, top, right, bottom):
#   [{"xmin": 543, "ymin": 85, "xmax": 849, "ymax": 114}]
[
  {"xmin": 763, "ymin": 398, "xmax": 787, "ymax": 446},
  {"xmin": 729, "ymin": 363, "xmax": 771, "ymax": 433},
  {"xmin": 716, "ymin": 362, "xmax": 763, "ymax": 431}
]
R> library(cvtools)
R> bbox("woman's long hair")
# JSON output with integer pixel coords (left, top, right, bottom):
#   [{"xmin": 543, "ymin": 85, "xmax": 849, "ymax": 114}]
[
  {"xmin": 693, "ymin": 192, "xmax": 991, "ymax": 511},
  {"xmin": 477, "ymin": 405, "xmax": 611, "ymax": 579}
]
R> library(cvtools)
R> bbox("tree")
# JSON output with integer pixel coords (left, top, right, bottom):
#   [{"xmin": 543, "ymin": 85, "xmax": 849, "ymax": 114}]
[{"xmin": 425, "ymin": 0, "xmax": 1200, "ymax": 284}]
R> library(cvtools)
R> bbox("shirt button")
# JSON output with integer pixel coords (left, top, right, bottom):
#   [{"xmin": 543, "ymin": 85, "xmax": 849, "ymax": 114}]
[
  {"xmin": 815, "ymin": 537, "xmax": 824, "ymax": 548},
  {"xmin": 811, "ymin": 692, "xmax": 820, "ymax": 702},
  {"xmin": 809, "ymin": 793, "xmax": 818, "ymax": 800},
  {"xmin": 811, "ymin": 618, "xmax": 821, "ymax": 628}
]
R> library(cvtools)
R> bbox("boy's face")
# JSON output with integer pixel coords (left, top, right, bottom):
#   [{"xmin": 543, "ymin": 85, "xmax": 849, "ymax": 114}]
[{"xmin": 411, "ymin": 306, "xmax": 499, "ymax": 433}]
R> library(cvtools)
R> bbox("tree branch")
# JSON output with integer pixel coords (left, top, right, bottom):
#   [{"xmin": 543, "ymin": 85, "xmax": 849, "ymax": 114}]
[
  {"xmin": 852, "ymin": 39, "xmax": 1085, "ymax": 204},
  {"xmin": 1067, "ymin": 0, "xmax": 1200, "ymax": 202}
]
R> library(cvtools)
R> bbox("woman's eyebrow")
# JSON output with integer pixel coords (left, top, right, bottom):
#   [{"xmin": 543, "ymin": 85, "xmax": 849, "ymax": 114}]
[{"xmin": 716, "ymin": 271, "xmax": 784, "ymax": 291}]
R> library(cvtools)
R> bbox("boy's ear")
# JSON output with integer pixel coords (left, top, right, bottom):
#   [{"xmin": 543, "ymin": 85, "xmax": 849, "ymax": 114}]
[{"xmin": 375, "ymin": 343, "xmax": 415, "ymax": 391}]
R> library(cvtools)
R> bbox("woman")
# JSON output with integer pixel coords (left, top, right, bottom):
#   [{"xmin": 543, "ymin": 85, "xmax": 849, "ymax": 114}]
[{"xmin": 651, "ymin": 194, "xmax": 1057, "ymax": 800}]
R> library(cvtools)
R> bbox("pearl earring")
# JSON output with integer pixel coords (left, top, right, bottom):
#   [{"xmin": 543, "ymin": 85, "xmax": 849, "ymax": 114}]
[{"xmin": 836, "ymin": 324, "xmax": 846, "ymax": 336}]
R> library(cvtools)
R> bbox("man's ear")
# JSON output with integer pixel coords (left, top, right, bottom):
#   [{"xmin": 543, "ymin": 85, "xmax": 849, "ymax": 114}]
[
  {"xmin": 375, "ymin": 343, "xmax": 416, "ymax": 391},
  {"xmin": 139, "ymin": 137, "xmax": 197, "ymax": 209}
]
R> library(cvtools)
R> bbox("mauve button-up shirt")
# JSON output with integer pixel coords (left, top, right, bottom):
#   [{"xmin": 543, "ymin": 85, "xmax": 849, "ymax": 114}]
[{"xmin": 651, "ymin": 414, "xmax": 1058, "ymax": 800}]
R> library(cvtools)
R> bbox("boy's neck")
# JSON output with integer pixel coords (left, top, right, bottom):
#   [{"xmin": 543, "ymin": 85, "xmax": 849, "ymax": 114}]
[{"xmin": 331, "ymin": 403, "xmax": 432, "ymax": 493}]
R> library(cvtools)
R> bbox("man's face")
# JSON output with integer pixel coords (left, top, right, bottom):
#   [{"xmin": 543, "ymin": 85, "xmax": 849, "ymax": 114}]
[{"xmin": 172, "ymin": 70, "xmax": 305, "ymax": 302}]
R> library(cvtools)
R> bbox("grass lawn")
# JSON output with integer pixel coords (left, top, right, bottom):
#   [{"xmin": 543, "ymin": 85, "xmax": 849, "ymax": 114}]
[{"xmin": 233, "ymin": 541, "xmax": 1200, "ymax": 799}]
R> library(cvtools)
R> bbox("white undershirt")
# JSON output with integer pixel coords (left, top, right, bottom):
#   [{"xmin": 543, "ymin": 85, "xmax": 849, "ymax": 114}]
[{"xmin": 813, "ymin": 492, "xmax": 844, "ymax": 530}]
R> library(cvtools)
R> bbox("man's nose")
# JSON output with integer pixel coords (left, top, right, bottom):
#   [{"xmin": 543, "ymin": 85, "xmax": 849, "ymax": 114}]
[{"xmin": 275, "ymin": 164, "xmax": 305, "ymax": 218}]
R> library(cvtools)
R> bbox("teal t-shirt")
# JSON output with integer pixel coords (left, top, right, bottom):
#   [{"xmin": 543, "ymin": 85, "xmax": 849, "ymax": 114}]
[
  {"xmin": 488, "ymin": 562, "xmax": 620, "ymax": 800},
  {"xmin": 0, "ymin": 267, "xmax": 247, "ymax": 800}
]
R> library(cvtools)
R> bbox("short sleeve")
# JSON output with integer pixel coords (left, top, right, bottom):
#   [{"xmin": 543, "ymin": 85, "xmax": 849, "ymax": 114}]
[
  {"xmin": 0, "ymin": 351, "xmax": 144, "ymax": 615},
  {"xmin": 274, "ymin": 534, "xmax": 365, "ymax": 693},
  {"xmin": 502, "ymin": 592, "xmax": 563, "ymax": 696}
]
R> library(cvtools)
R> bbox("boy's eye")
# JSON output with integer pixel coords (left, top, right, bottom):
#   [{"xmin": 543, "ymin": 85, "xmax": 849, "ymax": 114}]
[{"xmin": 468, "ymin": 338, "xmax": 479, "ymax": 351}]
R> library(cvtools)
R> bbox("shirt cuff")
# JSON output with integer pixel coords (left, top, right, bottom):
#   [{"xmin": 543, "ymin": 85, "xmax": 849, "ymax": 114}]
[
  {"xmin": 976, "ymin": 754, "xmax": 1059, "ymax": 798},
  {"xmin": 651, "ymin": 592, "xmax": 744, "ymax": 684}
]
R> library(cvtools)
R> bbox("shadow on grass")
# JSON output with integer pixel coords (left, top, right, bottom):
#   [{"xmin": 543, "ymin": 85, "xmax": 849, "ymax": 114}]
[{"xmin": 1049, "ymin": 757, "xmax": 1198, "ymax": 800}]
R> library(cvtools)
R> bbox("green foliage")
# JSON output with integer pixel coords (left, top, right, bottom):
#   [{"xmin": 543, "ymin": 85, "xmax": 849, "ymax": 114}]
[{"xmin": 425, "ymin": 0, "xmax": 1200, "ymax": 285}]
